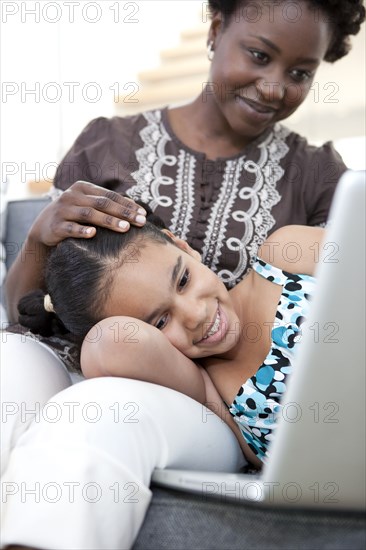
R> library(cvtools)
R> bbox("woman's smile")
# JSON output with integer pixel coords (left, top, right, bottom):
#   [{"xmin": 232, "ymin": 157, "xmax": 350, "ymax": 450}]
[
  {"xmin": 203, "ymin": 0, "xmax": 333, "ymax": 144},
  {"xmin": 234, "ymin": 94, "xmax": 278, "ymax": 124}
]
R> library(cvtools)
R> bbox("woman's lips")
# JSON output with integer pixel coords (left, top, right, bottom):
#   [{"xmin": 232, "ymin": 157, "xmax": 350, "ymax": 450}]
[{"xmin": 235, "ymin": 95, "xmax": 277, "ymax": 122}]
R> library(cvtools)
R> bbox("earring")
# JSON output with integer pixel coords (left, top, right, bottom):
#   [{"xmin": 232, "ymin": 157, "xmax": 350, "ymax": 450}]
[{"xmin": 207, "ymin": 40, "xmax": 214, "ymax": 61}]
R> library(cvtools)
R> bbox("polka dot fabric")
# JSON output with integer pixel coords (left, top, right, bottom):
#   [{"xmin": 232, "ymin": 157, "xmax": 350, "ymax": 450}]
[{"xmin": 229, "ymin": 257, "xmax": 316, "ymax": 463}]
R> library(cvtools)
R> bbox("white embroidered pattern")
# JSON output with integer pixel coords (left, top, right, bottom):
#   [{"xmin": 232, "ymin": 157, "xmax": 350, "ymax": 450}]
[
  {"xmin": 127, "ymin": 110, "xmax": 196, "ymax": 239},
  {"xmin": 126, "ymin": 111, "xmax": 290, "ymax": 285},
  {"xmin": 246, "ymin": 124, "xmax": 290, "ymax": 264},
  {"xmin": 204, "ymin": 123, "xmax": 290, "ymax": 286},
  {"xmin": 201, "ymin": 158, "xmax": 243, "ymax": 281},
  {"xmin": 170, "ymin": 149, "xmax": 196, "ymax": 239},
  {"xmin": 127, "ymin": 110, "xmax": 175, "ymax": 209}
]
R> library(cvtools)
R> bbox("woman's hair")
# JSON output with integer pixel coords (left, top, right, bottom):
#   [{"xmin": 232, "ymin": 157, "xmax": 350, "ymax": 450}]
[
  {"xmin": 18, "ymin": 207, "xmax": 172, "ymax": 344},
  {"xmin": 208, "ymin": 0, "xmax": 365, "ymax": 62}
]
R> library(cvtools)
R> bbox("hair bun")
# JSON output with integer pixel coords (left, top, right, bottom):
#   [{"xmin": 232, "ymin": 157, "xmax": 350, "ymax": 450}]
[{"xmin": 18, "ymin": 289, "xmax": 69, "ymax": 338}]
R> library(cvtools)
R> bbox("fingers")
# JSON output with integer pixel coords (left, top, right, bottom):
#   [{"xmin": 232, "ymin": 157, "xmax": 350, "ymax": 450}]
[
  {"xmin": 38, "ymin": 181, "xmax": 150, "ymax": 245},
  {"xmin": 66, "ymin": 181, "xmax": 147, "ymax": 228},
  {"xmin": 51, "ymin": 220, "xmax": 97, "ymax": 239},
  {"xmin": 62, "ymin": 205, "xmax": 133, "ymax": 234}
]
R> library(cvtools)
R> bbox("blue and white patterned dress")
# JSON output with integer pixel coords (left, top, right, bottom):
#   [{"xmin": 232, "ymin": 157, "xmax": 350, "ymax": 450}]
[{"xmin": 229, "ymin": 257, "xmax": 316, "ymax": 463}]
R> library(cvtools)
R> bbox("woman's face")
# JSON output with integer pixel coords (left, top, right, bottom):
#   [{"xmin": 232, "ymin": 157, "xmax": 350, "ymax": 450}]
[
  {"xmin": 207, "ymin": 0, "xmax": 332, "ymax": 141},
  {"xmin": 104, "ymin": 236, "xmax": 241, "ymax": 359}
]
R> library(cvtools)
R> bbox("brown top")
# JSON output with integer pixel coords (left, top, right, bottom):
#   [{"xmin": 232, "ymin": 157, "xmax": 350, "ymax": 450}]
[{"xmin": 54, "ymin": 107, "xmax": 347, "ymax": 287}]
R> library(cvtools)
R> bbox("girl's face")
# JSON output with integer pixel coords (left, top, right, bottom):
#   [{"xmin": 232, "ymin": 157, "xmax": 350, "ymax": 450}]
[
  {"xmin": 207, "ymin": 0, "xmax": 333, "ymax": 142},
  {"xmin": 104, "ymin": 235, "xmax": 241, "ymax": 359}
]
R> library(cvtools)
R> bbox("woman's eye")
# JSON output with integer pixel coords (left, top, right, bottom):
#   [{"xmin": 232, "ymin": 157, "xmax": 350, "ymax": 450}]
[
  {"xmin": 178, "ymin": 269, "xmax": 190, "ymax": 290},
  {"xmin": 250, "ymin": 49, "xmax": 269, "ymax": 64},
  {"xmin": 156, "ymin": 315, "xmax": 168, "ymax": 330},
  {"xmin": 290, "ymin": 69, "xmax": 313, "ymax": 82}
]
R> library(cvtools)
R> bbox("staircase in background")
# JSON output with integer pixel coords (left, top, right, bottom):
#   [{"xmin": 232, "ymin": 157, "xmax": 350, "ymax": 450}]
[
  {"xmin": 116, "ymin": 21, "xmax": 210, "ymax": 114},
  {"xmin": 26, "ymin": 18, "xmax": 210, "ymax": 195}
]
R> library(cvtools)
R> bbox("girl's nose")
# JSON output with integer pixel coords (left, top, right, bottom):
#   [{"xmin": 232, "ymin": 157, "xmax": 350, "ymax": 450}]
[{"xmin": 178, "ymin": 296, "xmax": 207, "ymax": 333}]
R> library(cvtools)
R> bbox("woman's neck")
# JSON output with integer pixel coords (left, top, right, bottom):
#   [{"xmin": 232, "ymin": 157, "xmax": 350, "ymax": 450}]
[{"xmin": 168, "ymin": 96, "xmax": 253, "ymax": 160}]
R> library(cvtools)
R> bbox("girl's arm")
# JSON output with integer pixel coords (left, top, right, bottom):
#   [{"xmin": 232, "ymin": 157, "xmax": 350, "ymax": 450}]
[
  {"xmin": 81, "ymin": 316, "xmax": 207, "ymax": 404},
  {"xmin": 81, "ymin": 316, "xmax": 262, "ymax": 468},
  {"xmin": 199, "ymin": 367, "xmax": 262, "ymax": 469},
  {"xmin": 5, "ymin": 182, "xmax": 146, "ymax": 322},
  {"xmin": 259, "ymin": 225, "xmax": 325, "ymax": 276}
]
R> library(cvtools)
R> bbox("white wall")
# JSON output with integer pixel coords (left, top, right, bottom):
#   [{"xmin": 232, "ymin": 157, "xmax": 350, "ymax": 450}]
[
  {"xmin": 1, "ymin": 1, "xmax": 365, "ymax": 200},
  {"xmin": 1, "ymin": 0, "xmax": 201, "ymax": 198}
]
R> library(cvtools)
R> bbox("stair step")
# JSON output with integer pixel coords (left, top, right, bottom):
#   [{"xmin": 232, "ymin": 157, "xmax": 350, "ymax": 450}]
[
  {"xmin": 180, "ymin": 24, "xmax": 209, "ymax": 40},
  {"xmin": 117, "ymin": 75, "xmax": 207, "ymax": 112},
  {"xmin": 138, "ymin": 57, "xmax": 209, "ymax": 83},
  {"xmin": 161, "ymin": 37, "xmax": 208, "ymax": 61},
  {"xmin": 116, "ymin": 20, "xmax": 211, "ymax": 115}
]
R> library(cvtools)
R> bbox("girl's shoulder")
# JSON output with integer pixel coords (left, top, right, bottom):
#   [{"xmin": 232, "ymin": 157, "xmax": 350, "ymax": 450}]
[{"xmin": 258, "ymin": 225, "xmax": 325, "ymax": 277}]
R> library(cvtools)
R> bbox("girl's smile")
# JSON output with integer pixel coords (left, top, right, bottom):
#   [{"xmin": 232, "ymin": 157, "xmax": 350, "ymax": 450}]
[
  {"xmin": 194, "ymin": 303, "xmax": 230, "ymax": 346},
  {"xmin": 104, "ymin": 237, "xmax": 241, "ymax": 359}
]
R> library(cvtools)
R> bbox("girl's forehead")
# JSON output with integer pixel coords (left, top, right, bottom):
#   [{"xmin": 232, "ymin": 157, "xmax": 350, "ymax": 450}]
[
  {"xmin": 105, "ymin": 242, "xmax": 184, "ymax": 320},
  {"xmin": 118, "ymin": 238, "xmax": 173, "ymax": 265},
  {"xmin": 115, "ymin": 240, "xmax": 182, "ymax": 286}
]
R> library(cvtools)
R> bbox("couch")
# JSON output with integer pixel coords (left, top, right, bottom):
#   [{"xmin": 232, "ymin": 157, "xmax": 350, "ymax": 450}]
[{"xmin": 1, "ymin": 197, "xmax": 365, "ymax": 549}]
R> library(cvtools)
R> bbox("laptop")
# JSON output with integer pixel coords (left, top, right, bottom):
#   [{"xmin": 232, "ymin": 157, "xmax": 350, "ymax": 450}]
[{"xmin": 151, "ymin": 170, "xmax": 366, "ymax": 511}]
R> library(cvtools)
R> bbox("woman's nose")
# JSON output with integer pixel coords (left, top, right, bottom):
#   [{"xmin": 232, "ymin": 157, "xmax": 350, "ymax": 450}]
[{"xmin": 256, "ymin": 70, "xmax": 286, "ymax": 103}]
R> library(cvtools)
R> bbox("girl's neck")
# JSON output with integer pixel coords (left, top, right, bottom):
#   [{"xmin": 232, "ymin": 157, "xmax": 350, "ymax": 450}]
[{"xmin": 229, "ymin": 271, "xmax": 254, "ymax": 325}]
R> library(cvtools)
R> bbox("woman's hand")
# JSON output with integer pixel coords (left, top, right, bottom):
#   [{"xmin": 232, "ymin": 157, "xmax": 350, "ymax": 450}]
[
  {"xmin": 31, "ymin": 180, "xmax": 147, "ymax": 247},
  {"xmin": 5, "ymin": 182, "xmax": 147, "ymax": 322}
]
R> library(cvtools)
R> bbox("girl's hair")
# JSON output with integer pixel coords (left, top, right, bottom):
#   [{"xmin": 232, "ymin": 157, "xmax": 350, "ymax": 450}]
[
  {"xmin": 208, "ymin": 0, "xmax": 365, "ymax": 62},
  {"xmin": 18, "ymin": 207, "xmax": 172, "ymax": 344}
]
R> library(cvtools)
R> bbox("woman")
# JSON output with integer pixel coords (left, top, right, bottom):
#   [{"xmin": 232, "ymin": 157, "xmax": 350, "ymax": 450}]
[
  {"xmin": 5, "ymin": 0, "xmax": 365, "ymax": 323},
  {"xmin": 2, "ymin": 1, "xmax": 364, "ymax": 548},
  {"xmin": 18, "ymin": 216, "xmax": 323, "ymax": 468}
]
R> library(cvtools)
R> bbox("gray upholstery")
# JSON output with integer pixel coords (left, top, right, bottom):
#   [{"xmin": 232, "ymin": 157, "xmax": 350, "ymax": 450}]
[
  {"xmin": 135, "ymin": 487, "xmax": 366, "ymax": 549},
  {"xmin": 2, "ymin": 197, "xmax": 50, "ymax": 271},
  {"xmin": 2, "ymin": 198, "xmax": 365, "ymax": 549}
]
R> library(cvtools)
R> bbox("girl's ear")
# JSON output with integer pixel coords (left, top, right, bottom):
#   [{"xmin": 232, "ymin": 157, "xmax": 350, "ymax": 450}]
[{"xmin": 162, "ymin": 229, "xmax": 202, "ymax": 262}]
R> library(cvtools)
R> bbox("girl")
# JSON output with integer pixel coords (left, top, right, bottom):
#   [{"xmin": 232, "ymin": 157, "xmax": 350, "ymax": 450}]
[{"xmin": 19, "ymin": 215, "xmax": 323, "ymax": 468}]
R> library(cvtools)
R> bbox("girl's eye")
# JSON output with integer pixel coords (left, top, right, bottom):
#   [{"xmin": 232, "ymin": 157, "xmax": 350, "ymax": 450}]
[
  {"xmin": 154, "ymin": 269, "xmax": 190, "ymax": 330},
  {"xmin": 156, "ymin": 314, "xmax": 168, "ymax": 331},
  {"xmin": 290, "ymin": 69, "xmax": 313, "ymax": 82},
  {"xmin": 178, "ymin": 269, "xmax": 190, "ymax": 290},
  {"xmin": 250, "ymin": 49, "xmax": 269, "ymax": 64}
]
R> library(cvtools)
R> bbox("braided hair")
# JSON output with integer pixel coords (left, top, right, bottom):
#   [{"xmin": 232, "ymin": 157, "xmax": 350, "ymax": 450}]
[{"xmin": 18, "ymin": 202, "xmax": 172, "ymax": 344}]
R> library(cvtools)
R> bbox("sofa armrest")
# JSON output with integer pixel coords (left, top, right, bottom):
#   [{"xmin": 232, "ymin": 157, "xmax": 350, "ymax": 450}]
[{"xmin": 2, "ymin": 197, "xmax": 51, "ymax": 271}]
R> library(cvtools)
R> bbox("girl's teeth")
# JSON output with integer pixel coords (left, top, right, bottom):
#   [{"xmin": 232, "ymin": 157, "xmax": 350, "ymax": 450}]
[{"xmin": 205, "ymin": 310, "xmax": 220, "ymax": 338}]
